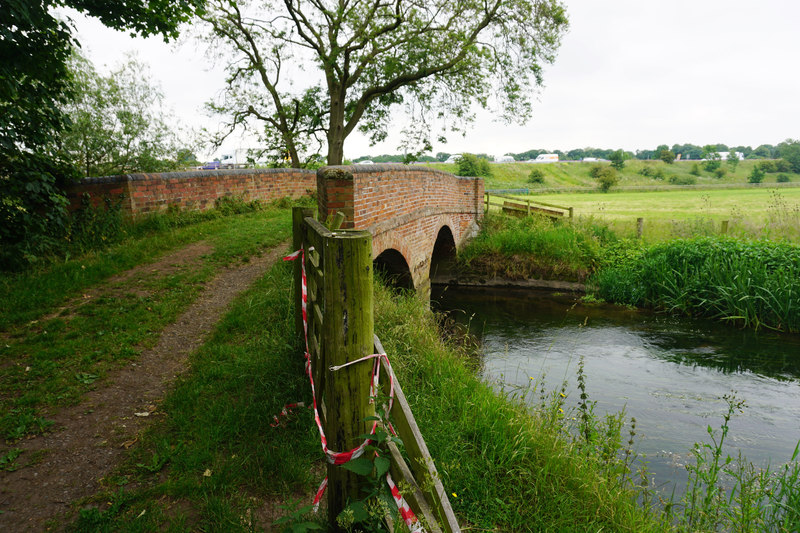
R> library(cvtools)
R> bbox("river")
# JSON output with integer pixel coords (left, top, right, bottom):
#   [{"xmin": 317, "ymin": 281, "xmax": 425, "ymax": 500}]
[{"xmin": 432, "ymin": 285, "xmax": 800, "ymax": 491}]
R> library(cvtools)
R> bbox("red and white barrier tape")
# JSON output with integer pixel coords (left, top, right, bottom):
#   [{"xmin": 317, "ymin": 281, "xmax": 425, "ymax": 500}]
[{"xmin": 282, "ymin": 248, "xmax": 424, "ymax": 532}]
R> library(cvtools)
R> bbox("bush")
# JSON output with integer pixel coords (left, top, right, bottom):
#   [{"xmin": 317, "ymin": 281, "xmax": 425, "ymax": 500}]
[
  {"xmin": 595, "ymin": 167, "xmax": 619, "ymax": 192},
  {"xmin": 714, "ymin": 168, "xmax": 727, "ymax": 179},
  {"xmin": 704, "ymin": 159, "xmax": 721, "ymax": 172},
  {"xmin": 690, "ymin": 163, "xmax": 701, "ymax": 176},
  {"xmin": 748, "ymin": 166, "xmax": 765, "ymax": 184},
  {"xmin": 652, "ymin": 167, "xmax": 665, "ymax": 180},
  {"xmin": 456, "ymin": 153, "xmax": 492, "ymax": 177},
  {"xmin": 528, "ymin": 168, "xmax": 545, "ymax": 184},
  {"xmin": 775, "ymin": 159, "xmax": 792, "ymax": 173},
  {"xmin": 639, "ymin": 165, "xmax": 653, "ymax": 177},
  {"xmin": 668, "ymin": 175, "xmax": 697, "ymax": 185},
  {"xmin": 777, "ymin": 173, "xmax": 790, "ymax": 183},
  {"xmin": 589, "ymin": 164, "xmax": 604, "ymax": 179},
  {"xmin": 758, "ymin": 160, "xmax": 776, "ymax": 173}
]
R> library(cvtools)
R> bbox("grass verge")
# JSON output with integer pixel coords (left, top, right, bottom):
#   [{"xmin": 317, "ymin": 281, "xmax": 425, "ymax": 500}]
[{"xmin": 0, "ymin": 203, "xmax": 296, "ymax": 442}]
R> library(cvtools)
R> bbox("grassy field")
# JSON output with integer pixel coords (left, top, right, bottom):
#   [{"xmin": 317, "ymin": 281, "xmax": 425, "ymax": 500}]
[
  {"xmin": 526, "ymin": 187, "xmax": 800, "ymax": 242},
  {"xmin": 424, "ymin": 159, "xmax": 800, "ymax": 190}
]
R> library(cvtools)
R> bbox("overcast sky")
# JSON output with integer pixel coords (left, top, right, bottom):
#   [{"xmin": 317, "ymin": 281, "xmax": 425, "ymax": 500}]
[{"xmin": 66, "ymin": 0, "xmax": 800, "ymax": 160}]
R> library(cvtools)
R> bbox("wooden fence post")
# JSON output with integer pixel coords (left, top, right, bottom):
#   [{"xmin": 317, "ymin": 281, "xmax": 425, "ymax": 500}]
[
  {"xmin": 323, "ymin": 230, "xmax": 375, "ymax": 529},
  {"xmin": 292, "ymin": 207, "xmax": 314, "ymax": 341},
  {"xmin": 636, "ymin": 217, "xmax": 644, "ymax": 239},
  {"xmin": 721, "ymin": 220, "xmax": 729, "ymax": 234}
]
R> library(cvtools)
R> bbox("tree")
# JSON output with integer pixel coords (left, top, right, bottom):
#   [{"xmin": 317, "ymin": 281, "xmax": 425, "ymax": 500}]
[
  {"xmin": 197, "ymin": 0, "xmax": 568, "ymax": 166},
  {"xmin": 61, "ymin": 52, "xmax": 183, "ymax": 177},
  {"xmin": 658, "ymin": 149, "xmax": 676, "ymax": 164},
  {"xmin": 1, "ymin": 0, "xmax": 205, "ymax": 268},
  {"xmin": 726, "ymin": 149, "xmax": 740, "ymax": 171},
  {"xmin": 748, "ymin": 165, "xmax": 765, "ymax": 184},
  {"xmin": 609, "ymin": 150, "xmax": 626, "ymax": 170},
  {"xmin": 778, "ymin": 139, "xmax": 800, "ymax": 173},
  {"xmin": 455, "ymin": 153, "xmax": 492, "ymax": 177},
  {"xmin": 595, "ymin": 166, "xmax": 618, "ymax": 192},
  {"xmin": 702, "ymin": 145, "xmax": 721, "ymax": 172}
]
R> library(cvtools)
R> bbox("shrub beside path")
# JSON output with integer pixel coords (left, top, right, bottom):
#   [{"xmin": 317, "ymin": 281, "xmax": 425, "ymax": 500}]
[{"xmin": 0, "ymin": 240, "xmax": 288, "ymax": 531}]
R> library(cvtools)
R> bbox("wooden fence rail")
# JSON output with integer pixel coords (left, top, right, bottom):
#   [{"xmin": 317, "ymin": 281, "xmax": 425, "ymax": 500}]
[
  {"xmin": 290, "ymin": 207, "xmax": 459, "ymax": 532},
  {"xmin": 484, "ymin": 192, "xmax": 573, "ymax": 219}
]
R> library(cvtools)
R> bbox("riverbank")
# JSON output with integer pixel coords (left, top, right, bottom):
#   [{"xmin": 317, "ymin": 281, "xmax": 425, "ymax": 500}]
[{"xmin": 459, "ymin": 211, "xmax": 800, "ymax": 334}]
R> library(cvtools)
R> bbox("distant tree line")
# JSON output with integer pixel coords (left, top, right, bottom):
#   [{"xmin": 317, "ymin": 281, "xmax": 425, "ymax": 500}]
[{"xmin": 356, "ymin": 142, "xmax": 796, "ymax": 164}]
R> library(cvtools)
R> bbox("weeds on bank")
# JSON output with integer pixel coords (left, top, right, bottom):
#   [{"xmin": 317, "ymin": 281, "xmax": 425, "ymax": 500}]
[
  {"xmin": 458, "ymin": 212, "xmax": 617, "ymax": 281},
  {"xmin": 592, "ymin": 237, "xmax": 800, "ymax": 332}
]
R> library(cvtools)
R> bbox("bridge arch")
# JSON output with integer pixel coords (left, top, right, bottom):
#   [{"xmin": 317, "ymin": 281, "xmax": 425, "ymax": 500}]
[
  {"xmin": 373, "ymin": 248, "xmax": 414, "ymax": 291},
  {"xmin": 429, "ymin": 225, "xmax": 457, "ymax": 284}
]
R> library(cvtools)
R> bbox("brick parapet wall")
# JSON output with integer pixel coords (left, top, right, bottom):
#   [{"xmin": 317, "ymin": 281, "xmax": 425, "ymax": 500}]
[
  {"xmin": 317, "ymin": 164, "xmax": 483, "ymax": 237},
  {"xmin": 66, "ymin": 168, "xmax": 317, "ymax": 215}
]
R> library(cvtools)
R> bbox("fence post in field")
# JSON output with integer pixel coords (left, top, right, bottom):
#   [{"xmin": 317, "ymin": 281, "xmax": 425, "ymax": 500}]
[
  {"xmin": 568, "ymin": 207, "xmax": 574, "ymax": 219},
  {"xmin": 292, "ymin": 206, "xmax": 315, "ymax": 339},
  {"xmin": 721, "ymin": 220, "xmax": 729, "ymax": 234},
  {"xmin": 323, "ymin": 230, "xmax": 375, "ymax": 529},
  {"xmin": 636, "ymin": 217, "xmax": 644, "ymax": 239}
]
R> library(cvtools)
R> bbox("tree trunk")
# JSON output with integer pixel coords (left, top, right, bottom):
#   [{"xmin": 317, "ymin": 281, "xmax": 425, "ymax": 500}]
[{"xmin": 327, "ymin": 85, "xmax": 346, "ymax": 166}]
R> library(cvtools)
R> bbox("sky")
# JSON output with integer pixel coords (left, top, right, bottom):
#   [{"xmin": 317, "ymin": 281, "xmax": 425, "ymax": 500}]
[{"xmin": 65, "ymin": 0, "xmax": 800, "ymax": 161}]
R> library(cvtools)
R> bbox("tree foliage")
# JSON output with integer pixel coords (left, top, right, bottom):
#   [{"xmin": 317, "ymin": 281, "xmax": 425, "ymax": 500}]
[
  {"xmin": 778, "ymin": 139, "xmax": 800, "ymax": 173},
  {"xmin": 455, "ymin": 153, "xmax": 492, "ymax": 177},
  {"xmin": 197, "ymin": 0, "xmax": 568, "ymax": 166},
  {"xmin": 609, "ymin": 150, "xmax": 626, "ymax": 170},
  {"xmin": 0, "ymin": 0, "xmax": 204, "ymax": 269},
  {"xmin": 61, "ymin": 52, "xmax": 183, "ymax": 177},
  {"xmin": 658, "ymin": 149, "xmax": 676, "ymax": 164}
]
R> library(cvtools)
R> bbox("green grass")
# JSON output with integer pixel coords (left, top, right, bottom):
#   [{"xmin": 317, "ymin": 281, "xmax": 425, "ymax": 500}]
[
  {"xmin": 457, "ymin": 212, "xmax": 616, "ymax": 282},
  {"xmin": 0, "ymin": 205, "xmax": 294, "ymax": 442},
  {"xmin": 69, "ymin": 261, "xmax": 664, "ymax": 532},
  {"xmin": 592, "ymin": 237, "xmax": 800, "ymax": 333},
  {"xmin": 69, "ymin": 260, "xmax": 321, "ymax": 532},
  {"xmin": 493, "ymin": 188, "xmax": 800, "ymax": 243},
  {"xmin": 8, "ymin": 217, "xmax": 794, "ymax": 531}
]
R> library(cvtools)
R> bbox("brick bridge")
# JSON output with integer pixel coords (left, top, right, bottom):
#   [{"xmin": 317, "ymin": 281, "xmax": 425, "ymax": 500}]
[
  {"xmin": 66, "ymin": 164, "xmax": 483, "ymax": 296},
  {"xmin": 317, "ymin": 164, "xmax": 484, "ymax": 298}
]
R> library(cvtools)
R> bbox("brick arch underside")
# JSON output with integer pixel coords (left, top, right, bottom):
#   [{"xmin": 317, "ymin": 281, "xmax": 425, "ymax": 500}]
[{"xmin": 371, "ymin": 213, "xmax": 477, "ymax": 292}]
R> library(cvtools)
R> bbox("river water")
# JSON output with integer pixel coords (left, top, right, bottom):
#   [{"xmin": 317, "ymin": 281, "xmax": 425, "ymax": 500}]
[{"xmin": 432, "ymin": 286, "xmax": 800, "ymax": 490}]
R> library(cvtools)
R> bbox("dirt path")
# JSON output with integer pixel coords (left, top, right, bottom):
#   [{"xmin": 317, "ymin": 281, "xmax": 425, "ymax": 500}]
[{"xmin": 0, "ymin": 241, "xmax": 288, "ymax": 531}]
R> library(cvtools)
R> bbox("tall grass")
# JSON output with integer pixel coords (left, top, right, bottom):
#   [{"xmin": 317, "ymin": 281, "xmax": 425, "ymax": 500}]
[
  {"xmin": 592, "ymin": 237, "xmax": 800, "ymax": 332},
  {"xmin": 458, "ymin": 213, "xmax": 616, "ymax": 281}
]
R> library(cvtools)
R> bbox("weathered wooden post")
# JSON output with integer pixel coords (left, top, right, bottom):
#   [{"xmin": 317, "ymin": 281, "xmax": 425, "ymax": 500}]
[
  {"xmin": 292, "ymin": 207, "xmax": 314, "ymax": 339},
  {"xmin": 323, "ymin": 229, "xmax": 375, "ymax": 529},
  {"xmin": 568, "ymin": 207, "xmax": 574, "ymax": 219},
  {"xmin": 721, "ymin": 220, "xmax": 729, "ymax": 234},
  {"xmin": 636, "ymin": 217, "xmax": 644, "ymax": 239}
]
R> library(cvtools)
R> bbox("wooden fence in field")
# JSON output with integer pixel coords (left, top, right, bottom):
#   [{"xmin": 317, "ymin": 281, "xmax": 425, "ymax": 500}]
[
  {"xmin": 291, "ymin": 207, "xmax": 459, "ymax": 532},
  {"xmin": 484, "ymin": 192, "xmax": 573, "ymax": 220}
]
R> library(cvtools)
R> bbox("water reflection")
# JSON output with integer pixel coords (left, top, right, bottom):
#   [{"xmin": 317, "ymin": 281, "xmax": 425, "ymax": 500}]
[{"xmin": 432, "ymin": 285, "xmax": 800, "ymax": 489}]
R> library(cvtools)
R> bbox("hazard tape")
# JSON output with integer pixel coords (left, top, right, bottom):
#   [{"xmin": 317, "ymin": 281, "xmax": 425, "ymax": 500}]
[{"xmin": 281, "ymin": 248, "xmax": 424, "ymax": 532}]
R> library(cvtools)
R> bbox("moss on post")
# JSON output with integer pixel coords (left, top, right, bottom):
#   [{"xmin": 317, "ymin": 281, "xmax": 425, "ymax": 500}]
[{"xmin": 323, "ymin": 229, "xmax": 374, "ymax": 529}]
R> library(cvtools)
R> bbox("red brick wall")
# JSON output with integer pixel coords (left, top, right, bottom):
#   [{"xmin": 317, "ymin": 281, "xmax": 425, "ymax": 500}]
[
  {"xmin": 317, "ymin": 164, "xmax": 484, "ymax": 293},
  {"xmin": 65, "ymin": 169, "xmax": 317, "ymax": 215}
]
